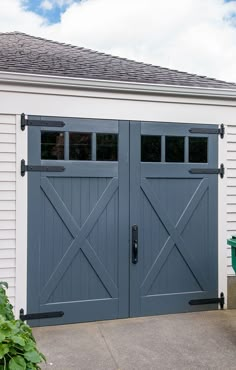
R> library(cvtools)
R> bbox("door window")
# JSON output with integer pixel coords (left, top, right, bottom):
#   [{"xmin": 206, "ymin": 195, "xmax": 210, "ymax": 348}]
[
  {"xmin": 69, "ymin": 133, "xmax": 92, "ymax": 160},
  {"xmin": 97, "ymin": 134, "xmax": 118, "ymax": 161},
  {"xmin": 165, "ymin": 136, "xmax": 185, "ymax": 163},
  {"xmin": 141, "ymin": 134, "xmax": 208, "ymax": 163},
  {"xmin": 141, "ymin": 135, "xmax": 161, "ymax": 162},
  {"xmin": 41, "ymin": 132, "xmax": 64, "ymax": 160},
  {"xmin": 41, "ymin": 131, "xmax": 118, "ymax": 161},
  {"xmin": 189, "ymin": 137, "xmax": 208, "ymax": 163}
]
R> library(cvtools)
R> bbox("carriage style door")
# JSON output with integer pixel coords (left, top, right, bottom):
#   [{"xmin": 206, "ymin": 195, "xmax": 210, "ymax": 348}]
[
  {"xmin": 27, "ymin": 117, "xmax": 218, "ymax": 326},
  {"xmin": 129, "ymin": 121, "xmax": 218, "ymax": 317}
]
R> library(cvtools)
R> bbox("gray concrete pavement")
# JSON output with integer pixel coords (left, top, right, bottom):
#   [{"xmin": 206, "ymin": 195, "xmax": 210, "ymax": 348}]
[{"xmin": 33, "ymin": 310, "xmax": 236, "ymax": 370}]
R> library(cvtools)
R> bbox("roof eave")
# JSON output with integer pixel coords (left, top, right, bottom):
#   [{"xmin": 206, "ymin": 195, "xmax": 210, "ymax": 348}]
[{"xmin": 0, "ymin": 70, "xmax": 236, "ymax": 100}]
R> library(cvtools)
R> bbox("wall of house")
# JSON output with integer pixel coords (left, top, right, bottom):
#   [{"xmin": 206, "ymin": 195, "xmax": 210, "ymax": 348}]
[
  {"xmin": 226, "ymin": 125, "xmax": 236, "ymax": 307},
  {"xmin": 0, "ymin": 114, "xmax": 16, "ymax": 307},
  {"xmin": 227, "ymin": 124, "xmax": 236, "ymax": 275},
  {"xmin": 0, "ymin": 82, "xmax": 235, "ymax": 313}
]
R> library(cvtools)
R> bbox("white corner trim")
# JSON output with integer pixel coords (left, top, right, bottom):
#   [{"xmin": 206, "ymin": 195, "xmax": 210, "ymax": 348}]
[
  {"xmin": 15, "ymin": 115, "xmax": 28, "ymax": 317},
  {"xmin": 218, "ymin": 127, "xmax": 228, "ymax": 306},
  {"xmin": 0, "ymin": 71, "xmax": 236, "ymax": 100}
]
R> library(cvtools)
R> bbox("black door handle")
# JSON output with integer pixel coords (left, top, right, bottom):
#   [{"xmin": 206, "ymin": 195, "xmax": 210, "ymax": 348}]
[{"xmin": 132, "ymin": 225, "xmax": 138, "ymax": 264}]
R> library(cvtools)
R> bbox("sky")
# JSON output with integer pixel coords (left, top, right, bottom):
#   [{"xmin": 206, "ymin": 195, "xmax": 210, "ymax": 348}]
[{"xmin": 0, "ymin": 0, "xmax": 236, "ymax": 82}]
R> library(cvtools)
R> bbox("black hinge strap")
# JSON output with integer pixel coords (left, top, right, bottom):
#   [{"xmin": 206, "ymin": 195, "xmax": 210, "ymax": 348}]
[
  {"xmin": 189, "ymin": 292, "xmax": 224, "ymax": 310},
  {"xmin": 189, "ymin": 164, "xmax": 224, "ymax": 178},
  {"xmin": 189, "ymin": 124, "xmax": 224, "ymax": 139},
  {"xmin": 21, "ymin": 113, "xmax": 65, "ymax": 131},
  {"xmin": 20, "ymin": 308, "xmax": 64, "ymax": 321},
  {"xmin": 21, "ymin": 159, "xmax": 64, "ymax": 176}
]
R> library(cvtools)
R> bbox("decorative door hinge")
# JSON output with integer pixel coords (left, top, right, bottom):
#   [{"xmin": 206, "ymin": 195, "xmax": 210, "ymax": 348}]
[
  {"xmin": 219, "ymin": 124, "xmax": 225, "ymax": 139},
  {"xmin": 21, "ymin": 159, "xmax": 65, "ymax": 176},
  {"xmin": 189, "ymin": 292, "xmax": 224, "ymax": 310},
  {"xmin": 189, "ymin": 163, "xmax": 224, "ymax": 178},
  {"xmin": 189, "ymin": 124, "xmax": 224, "ymax": 139},
  {"xmin": 21, "ymin": 113, "xmax": 65, "ymax": 131},
  {"xmin": 20, "ymin": 308, "xmax": 64, "ymax": 321}
]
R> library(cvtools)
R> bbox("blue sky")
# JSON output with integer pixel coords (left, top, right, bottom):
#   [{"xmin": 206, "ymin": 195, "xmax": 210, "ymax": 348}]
[
  {"xmin": 25, "ymin": 0, "xmax": 62, "ymax": 24},
  {"xmin": 24, "ymin": 0, "xmax": 81, "ymax": 24}
]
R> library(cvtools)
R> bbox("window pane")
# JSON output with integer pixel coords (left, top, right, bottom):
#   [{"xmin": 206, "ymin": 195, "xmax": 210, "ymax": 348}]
[
  {"xmin": 166, "ymin": 136, "xmax": 184, "ymax": 162},
  {"xmin": 141, "ymin": 135, "xmax": 161, "ymax": 162},
  {"xmin": 69, "ymin": 133, "xmax": 92, "ymax": 160},
  {"xmin": 41, "ymin": 132, "xmax": 64, "ymax": 160},
  {"xmin": 97, "ymin": 134, "xmax": 118, "ymax": 161},
  {"xmin": 189, "ymin": 137, "xmax": 208, "ymax": 163}
]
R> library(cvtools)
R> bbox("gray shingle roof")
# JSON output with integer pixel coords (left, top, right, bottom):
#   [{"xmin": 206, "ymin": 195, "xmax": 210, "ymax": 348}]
[{"xmin": 0, "ymin": 31, "xmax": 235, "ymax": 89}]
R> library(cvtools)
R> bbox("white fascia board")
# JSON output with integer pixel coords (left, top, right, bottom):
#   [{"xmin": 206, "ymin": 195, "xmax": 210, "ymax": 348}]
[{"xmin": 0, "ymin": 71, "xmax": 236, "ymax": 100}]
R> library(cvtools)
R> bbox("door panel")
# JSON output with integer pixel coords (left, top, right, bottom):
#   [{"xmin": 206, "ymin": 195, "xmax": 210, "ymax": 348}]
[
  {"xmin": 27, "ymin": 117, "xmax": 129, "ymax": 326},
  {"xmin": 130, "ymin": 122, "xmax": 218, "ymax": 317}
]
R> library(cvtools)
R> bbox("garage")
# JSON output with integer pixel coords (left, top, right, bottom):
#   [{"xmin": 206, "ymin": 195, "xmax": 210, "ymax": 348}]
[
  {"xmin": 26, "ymin": 116, "xmax": 218, "ymax": 325},
  {"xmin": 0, "ymin": 32, "xmax": 236, "ymax": 326}
]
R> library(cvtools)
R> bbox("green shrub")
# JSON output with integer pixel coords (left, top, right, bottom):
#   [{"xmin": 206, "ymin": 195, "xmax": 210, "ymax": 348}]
[
  {"xmin": 0, "ymin": 282, "xmax": 14, "ymax": 322},
  {"xmin": 0, "ymin": 282, "xmax": 46, "ymax": 370}
]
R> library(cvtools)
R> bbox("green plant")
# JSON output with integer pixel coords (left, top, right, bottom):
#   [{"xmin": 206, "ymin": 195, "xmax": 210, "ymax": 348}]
[
  {"xmin": 0, "ymin": 282, "xmax": 14, "ymax": 322},
  {"xmin": 0, "ymin": 282, "xmax": 46, "ymax": 370}
]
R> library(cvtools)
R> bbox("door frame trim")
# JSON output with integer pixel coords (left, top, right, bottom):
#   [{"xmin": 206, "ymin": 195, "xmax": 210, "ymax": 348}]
[
  {"xmin": 15, "ymin": 114, "xmax": 28, "ymax": 315},
  {"xmin": 218, "ymin": 124, "xmax": 228, "ymax": 306}
]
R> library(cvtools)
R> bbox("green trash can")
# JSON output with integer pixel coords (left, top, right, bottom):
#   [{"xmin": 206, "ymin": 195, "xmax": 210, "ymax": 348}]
[{"xmin": 227, "ymin": 236, "xmax": 236, "ymax": 273}]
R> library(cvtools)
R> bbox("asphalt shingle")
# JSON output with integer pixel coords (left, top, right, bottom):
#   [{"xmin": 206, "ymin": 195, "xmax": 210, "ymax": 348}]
[{"xmin": 0, "ymin": 31, "xmax": 235, "ymax": 89}]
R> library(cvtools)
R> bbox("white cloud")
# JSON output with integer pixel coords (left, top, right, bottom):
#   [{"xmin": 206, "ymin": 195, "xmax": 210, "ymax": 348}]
[
  {"xmin": 55, "ymin": 0, "xmax": 74, "ymax": 6},
  {"xmin": 40, "ymin": 0, "xmax": 53, "ymax": 10},
  {"xmin": 0, "ymin": 0, "xmax": 46, "ymax": 32},
  {"xmin": 40, "ymin": 0, "xmax": 73, "ymax": 9},
  {"xmin": 1, "ymin": 0, "xmax": 236, "ymax": 83}
]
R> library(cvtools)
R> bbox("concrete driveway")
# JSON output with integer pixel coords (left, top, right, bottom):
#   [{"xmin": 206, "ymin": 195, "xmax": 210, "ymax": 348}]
[{"xmin": 33, "ymin": 310, "xmax": 236, "ymax": 370}]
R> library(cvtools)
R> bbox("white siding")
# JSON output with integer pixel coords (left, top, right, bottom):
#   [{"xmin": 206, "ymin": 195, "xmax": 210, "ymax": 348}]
[
  {"xmin": 0, "ymin": 115, "xmax": 16, "ymax": 307},
  {"xmin": 227, "ymin": 125, "xmax": 236, "ymax": 276}
]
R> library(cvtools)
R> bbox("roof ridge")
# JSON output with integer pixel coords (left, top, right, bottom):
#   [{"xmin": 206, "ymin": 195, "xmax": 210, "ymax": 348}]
[
  {"xmin": 2, "ymin": 31, "xmax": 234, "ymax": 86},
  {"xmin": 0, "ymin": 31, "xmax": 20, "ymax": 35},
  {"xmin": 2, "ymin": 31, "xmax": 159, "ymax": 66}
]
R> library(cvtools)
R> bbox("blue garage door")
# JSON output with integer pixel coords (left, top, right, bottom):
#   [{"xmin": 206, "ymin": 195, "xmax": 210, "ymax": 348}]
[
  {"xmin": 27, "ymin": 117, "xmax": 218, "ymax": 326},
  {"xmin": 129, "ymin": 121, "xmax": 218, "ymax": 317}
]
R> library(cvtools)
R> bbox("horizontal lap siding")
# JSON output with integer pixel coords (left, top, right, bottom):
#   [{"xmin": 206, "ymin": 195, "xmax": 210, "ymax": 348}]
[
  {"xmin": 0, "ymin": 115, "xmax": 16, "ymax": 306},
  {"xmin": 227, "ymin": 125, "xmax": 236, "ymax": 275}
]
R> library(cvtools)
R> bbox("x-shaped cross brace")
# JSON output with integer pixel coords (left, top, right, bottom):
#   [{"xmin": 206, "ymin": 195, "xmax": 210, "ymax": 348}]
[
  {"xmin": 141, "ymin": 178, "xmax": 209, "ymax": 295},
  {"xmin": 40, "ymin": 177, "xmax": 119, "ymax": 303}
]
